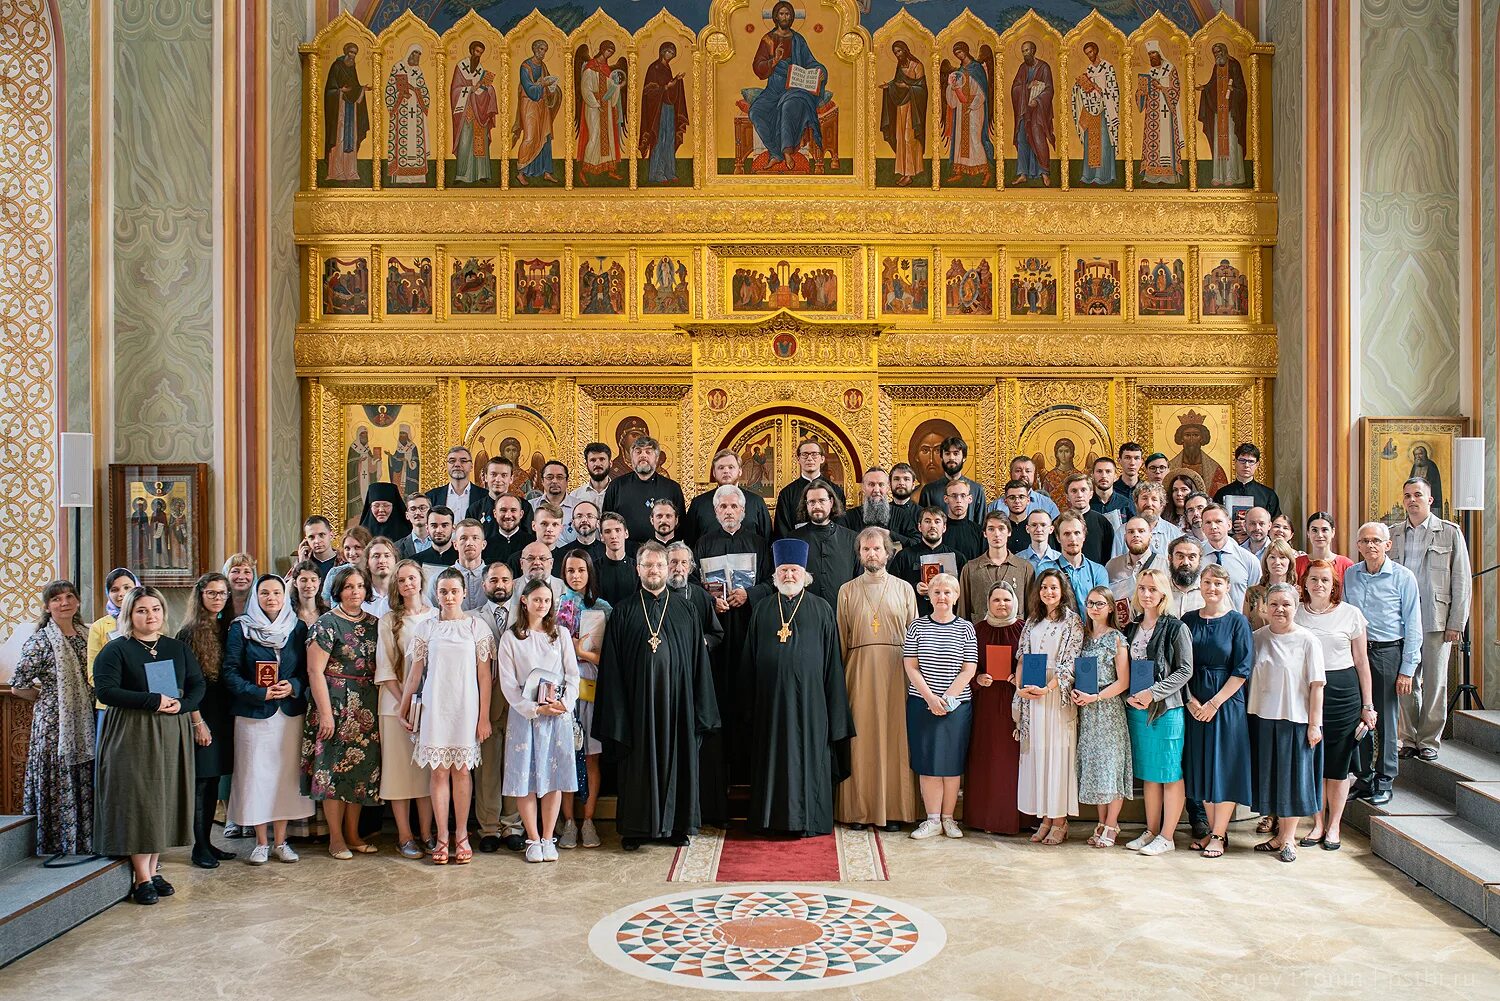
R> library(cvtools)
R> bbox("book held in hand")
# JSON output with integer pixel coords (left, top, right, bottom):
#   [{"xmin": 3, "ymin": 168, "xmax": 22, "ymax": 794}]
[
  {"xmin": 1129, "ymin": 659, "xmax": 1155, "ymax": 696},
  {"xmin": 919, "ymin": 552, "xmax": 958, "ymax": 586},
  {"xmin": 1073, "ymin": 655, "xmax": 1099, "ymax": 696},
  {"xmin": 144, "ymin": 659, "xmax": 179, "ymax": 699},
  {"xmin": 1020, "ymin": 653, "xmax": 1048, "ymax": 690},
  {"xmin": 984, "ymin": 644, "xmax": 1013, "ymax": 683},
  {"xmin": 255, "ymin": 660, "xmax": 279, "ymax": 688}
]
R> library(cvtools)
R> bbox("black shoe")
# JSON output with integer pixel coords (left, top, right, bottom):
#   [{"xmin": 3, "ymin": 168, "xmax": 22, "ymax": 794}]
[
  {"xmin": 191, "ymin": 848, "xmax": 220, "ymax": 870},
  {"xmin": 132, "ymin": 880, "xmax": 159, "ymax": 905},
  {"xmin": 1350, "ymin": 780, "xmax": 1374, "ymax": 801},
  {"xmin": 845, "ymin": 823, "xmax": 869, "ymax": 831},
  {"xmin": 210, "ymin": 845, "xmax": 237, "ymax": 861},
  {"xmin": 1321, "ymin": 839, "xmax": 1342, "ymax": 851},
  {"xmin": 621, "ymin": 837, "xmax": 642, "ymax": 852},
  {"xmin": 1371, "ymin": 789, "xmax": 1393, "ymax": 805},
  {"xmin": 1418, "ymin": 747, "xmax": 1438, "ymax": 761},
  {"xmin": 478, "ymin": 835, "xmax": 501, "ymax": 853},
  {"xmin": 667, "ymin": 832, "xmax": 690, "ymax": 847},
  {"xmin": 881, "ymin": 822, "xmax": 903, "ymax": 833},
  {"xmin": 503, "ymin": 834, "xmax": 526, "ymax": 852},
  {"xmin": 150, "ymin": 875, "xmax": 175, "ymax": 896},
  {"xmin": 1398, "ymin": 746, "xmax": 1418, "ymax": 759}
]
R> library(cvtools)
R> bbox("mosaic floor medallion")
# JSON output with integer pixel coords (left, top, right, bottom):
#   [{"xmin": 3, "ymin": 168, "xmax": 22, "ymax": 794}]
[{"xmin": 588, "ymin": 885, "xmax": 945, "ymax": 992}]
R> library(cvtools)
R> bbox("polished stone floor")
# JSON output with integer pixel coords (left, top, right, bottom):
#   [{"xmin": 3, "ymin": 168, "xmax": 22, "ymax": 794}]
[{"xmin": 4, "ymin": 819, "xmax": 1499, "ymax": 999}]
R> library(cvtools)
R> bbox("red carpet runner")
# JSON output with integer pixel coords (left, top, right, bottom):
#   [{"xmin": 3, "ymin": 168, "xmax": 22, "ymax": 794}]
[{"xmin": 668, "ymin": 826, "xmax": 889, "ymax": 882}]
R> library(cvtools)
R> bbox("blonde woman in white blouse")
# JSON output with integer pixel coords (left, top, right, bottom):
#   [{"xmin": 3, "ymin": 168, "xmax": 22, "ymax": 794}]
[
  {"xmin": 374, "ymin": 560, "xmax": 436, "ymax": 859},
  {"xmin": 398, "ymin": 567, "xmax": 494, "ymax": 866}
]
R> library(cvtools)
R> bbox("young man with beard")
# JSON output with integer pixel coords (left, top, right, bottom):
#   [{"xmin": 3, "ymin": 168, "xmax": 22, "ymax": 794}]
[
  {"xmin": 1052, "ymin": 510, "xmax": 1107, "ymax": 616},
  {"xmin": 554, "ymin": 499, "xmax": 604, "ymax": 566},
  {"xmin": 1105, "ymin": 516, "xmax": 1160, "ymax": 584},
  {"xmin": 602, "ymin": 436, "xmax": 686, "ymax": 544},
  {"xmin": 595, "ymin": 542, "xmax": 720, "ymax": 851},
  {"xmin": 742, "ymin": 538, "xmax": 853, "ymax": 837},
  {"xmin": 998, "ymin": 480, "xmax": 1034, "ymax": 554},
  {"xmin": 891, "ymin": 506, "xmax": 961, "ymax": 617},
  {"xmin": 888, "ymin": 462, "xmax": 922, "ymax": 529},
  {"xmin": 512, "ymin": 502, "xmax": 565, "ymax": 576},
  {"xmin": 395, "ymin": 493, "xmax": 433, "ymax": 559},
  {"xmin": 562, "ymin": 442, "xmax": 612, "ymax": 537},
  {"xmin": 597, "ymin": 511, "xmax": 638, "ymax": 605},
  {"xmin": 1167, "ymin": 535, "xmax": 1205, "ymax": 614},
  {"xmin": 473, "ymin": 561, "xmax": 526, "ymax": 853},
  {"xmin": 836, "ymin": 527, "xmax": 922, "ymax": 830},
  {"xmin": 363, "ymin": 537, "xmax": 396, "ymax": 616},
  {"xmin": 840, "ymin": 466, "xmax": 917, "ymax": 546},
  {"xmin": 1089, "ymin": 456, "xmax": 1134, "ymax": 529},
  {"xmin": 775, "ymin": 438, "xmax": 847, "ymax": 538},
  {"xmin": 791, "ymin": 480, "xmax": 859, "ymax": 607},
  {"xmin": 1059, "ymin": 472, "xmax": 1114, "ymax": 565},
  {"xmin": 482, "ymin": 493, "xmax": 534, "ymax": 567},
  {"xmin": 941, "ymin": 480, "xmax": 985, "ymax": 563},
  {"xmin": 957, "ymin": 512, "xmax": 1034, "ymax": 622},
  {"xmin": 918, "ymin": 436, "xmax": 987, "ymax": 526},
  {"xmin": 648, "ymin": 498, "xmax": 682, "ymax": 547},
  {"xmin": 468, "ymin": 454, "xmax": 533, "ymax": 536},
  {"xmin": 413, "ymin": 506, "xmax": 458, "ymax": 567},
  {"xmin": 686, "ymin": 449, "xmax": 771, "ymax": 545}
]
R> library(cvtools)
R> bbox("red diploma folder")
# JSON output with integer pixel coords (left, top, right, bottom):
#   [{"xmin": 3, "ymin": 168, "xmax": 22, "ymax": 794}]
[
  {"xmin": 255, "ymin": 660, "xmax": 278, "ymax": 688},
  {"xmin": 985, "ymin": 644, "xmax": 1013, "ymax": 683}
]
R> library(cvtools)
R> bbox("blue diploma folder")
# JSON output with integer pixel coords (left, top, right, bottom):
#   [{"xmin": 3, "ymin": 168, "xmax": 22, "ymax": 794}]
[
  {"xmin": 1129, "ymin": 659, "xmax": 1155, "ymax": 696},
  {"xmin": 144, "ymin": 659, "xmax": 179, "ymax": 699},
  {"xmin": 1020, "ymin": 653, "xmax": 1048, "ymax": 690},
  {"xmin": 1073, "ymin": 656, "xmax": 1099, "ymax": 695}
]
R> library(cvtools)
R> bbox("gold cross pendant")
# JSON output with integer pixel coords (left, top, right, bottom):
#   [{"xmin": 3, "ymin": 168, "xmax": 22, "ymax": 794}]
[
  {"xmin": 870, "ymin": 615, "xmax": 880, "ymax": 634},
  {"xmin": 648, "ymin": 636, "xmax": 661, "ymax": 653},
  {"xmin": 777, "ymin": 623, "xmax": 792, "ymax": 643}
]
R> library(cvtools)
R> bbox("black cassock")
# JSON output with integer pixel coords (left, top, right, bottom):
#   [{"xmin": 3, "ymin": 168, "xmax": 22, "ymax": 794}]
[
  {"xmin": 684, "ymin": 488, "xmax": 772, "ymax": 547},
  {"xmin": 792, "ymin": 522, "xmax": 859, "ymax": 608},
  {"xmin": 742, "ymin": 590, "xmax": 854, "ymax": 835},
  {"xmin": 595, "ymin": 588, "xmax": 720, "ymax": 839}
]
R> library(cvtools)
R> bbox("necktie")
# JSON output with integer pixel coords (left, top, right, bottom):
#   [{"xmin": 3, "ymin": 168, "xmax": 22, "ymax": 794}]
[{"xmin": 1214, "ymin": 550, "xmax": 1224, "ymax": 566}]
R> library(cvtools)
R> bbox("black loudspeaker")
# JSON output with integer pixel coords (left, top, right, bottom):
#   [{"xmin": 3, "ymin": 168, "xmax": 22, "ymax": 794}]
[{"xmin": 59, "ymin": 432, "xmax": 93, "ymax": 508}]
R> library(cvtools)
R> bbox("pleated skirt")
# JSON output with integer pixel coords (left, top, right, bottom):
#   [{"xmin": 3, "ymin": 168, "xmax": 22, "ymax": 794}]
[{"xmin": 1252, "ymin": 715, "xmax": 1324, "ymax": 817}]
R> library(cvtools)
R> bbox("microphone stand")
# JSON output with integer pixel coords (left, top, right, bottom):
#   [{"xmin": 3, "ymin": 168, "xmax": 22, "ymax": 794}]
[{"xmin": 1451, "ymin": 508, "xmax": 1493, "ymax": 713}]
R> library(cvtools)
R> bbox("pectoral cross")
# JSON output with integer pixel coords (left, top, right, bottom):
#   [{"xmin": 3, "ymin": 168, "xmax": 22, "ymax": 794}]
[
  {"xmin": 648, "ymin": 636, "xmax": 661, "ymax": 653},
  {"xmin": 777, "ymin": 623, "xmax": 792, "ymax": 643},
  {"xmin": 870, "ymin": 615, "xmax": 880, "ymax": 634}
]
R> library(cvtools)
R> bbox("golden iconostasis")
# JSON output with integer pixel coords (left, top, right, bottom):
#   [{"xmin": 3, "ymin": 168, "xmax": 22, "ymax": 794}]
[{"xmin": 296, "ymin": 1, "xmax": 1275, "ymax": 522}]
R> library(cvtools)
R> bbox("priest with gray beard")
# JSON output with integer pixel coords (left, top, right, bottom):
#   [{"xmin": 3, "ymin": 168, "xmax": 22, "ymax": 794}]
[{"xmin": 840, "ymin": 466, "xmax": 917, "ymax": 546}]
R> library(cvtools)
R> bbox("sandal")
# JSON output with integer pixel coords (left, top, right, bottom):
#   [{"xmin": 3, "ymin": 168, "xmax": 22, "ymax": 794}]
[
  {"xmin": 430, "ymin": 840, "xmax": 449, "ymax": 865},
  {"xmin": 454, "ymin": 839, "xmax": 472, "ymax": 865},
  {"xmin": 1200, "ymin": 834, "xmax": 1227, "ymax": 859},
  {"xmin": 1254, "ymin": 838, "xmax": 1283, "ymax": 853},
  {"xmin": 349, "ymin": 842, "xmax": 378, "ymax": 854},
  {"xmin": 1298, "ymin": 834, "xmax": 1324, "ymax": 848},
  {"xmin": 1042, "ymin": 821, "xmax": 1068, "ymax": 845},
  {"xmin": 1086, "ymin": 823, "xmax": 1105, "ymax": 847},
  {"xmin": 1029, "ymin": 822, "xmax": 1052, "ymax": 844},
  {"xmin": 328, "ymin": 846, "xmax": 354, "ymax": 861},
  {"xmin": 1096, "ymin": 825, "xmax": 1119, "ymax": 848},
  {"xmin": 1256, "ymin": 815, "xmax": 1276, "ymax": 834}
]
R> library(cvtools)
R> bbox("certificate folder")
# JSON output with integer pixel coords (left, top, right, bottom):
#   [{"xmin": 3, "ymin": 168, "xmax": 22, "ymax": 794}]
[
  {"xmin": 1020, "ymin": 653, "xmax": 1048, "ymax": 690},
  {"xmin": 1073, "ymin": 656, "xmax": 1099, "ymax": 696},
  {"xmin": 984, "ymin": 644, "xmax": 1013, "ymax": 684},
  {"xmin": 1129, "ymin": 659, "xmax": 1155, "ymax": 696},
  {"xmin": 144, "ymin": 659, "xmax": 179, "ymax": 699}
]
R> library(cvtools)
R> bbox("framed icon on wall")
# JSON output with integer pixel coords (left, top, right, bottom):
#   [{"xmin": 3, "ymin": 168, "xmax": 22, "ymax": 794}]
[{"xmin": 109, "ymin": 463, "xmax": 210, "ymax": 587}]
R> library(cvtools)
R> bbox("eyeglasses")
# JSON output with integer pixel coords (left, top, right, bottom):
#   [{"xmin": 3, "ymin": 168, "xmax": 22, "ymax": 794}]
[
  {"xmin": 1085, "ymin": 599, "xmax": 1110, "ymax": 609},
  {"xmin": 203, "ymin": 590, "xmax": 230, "ymax": 599}
]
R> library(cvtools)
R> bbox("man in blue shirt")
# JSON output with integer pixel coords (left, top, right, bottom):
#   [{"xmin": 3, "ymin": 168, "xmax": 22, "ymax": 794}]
[
  {"xmin": 1005, "ymin": 454, "xmax": 1060, "ymax": 518},
  {"xmin": 1053, "ymin": 510, "xmax": 1108, "ymax": 615},
  {"xmin": 1344, "ymin": 520, "xmax": 1423, "ymax": 803},
  {"xmin": 1020, "ymin": 509, "xmax": 1062, "ymax": 573}
]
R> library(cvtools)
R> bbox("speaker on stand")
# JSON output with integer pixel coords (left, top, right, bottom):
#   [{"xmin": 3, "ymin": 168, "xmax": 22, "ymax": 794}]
[
  {"xmin": 1453, "ymin": 436, "xmax": 1486, "ymax": 712},
  {"xmin": 58, "ymin": 433, "xmax": 93, "ymax": 593}
]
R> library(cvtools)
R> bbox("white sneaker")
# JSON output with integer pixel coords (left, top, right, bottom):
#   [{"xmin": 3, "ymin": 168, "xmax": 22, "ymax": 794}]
[
  {"xmin": 580, "ymin": 819, "xmax": 601, "ymax": 848},
  {"xmin": 1139, "ymin": 835, "xmax": 1175, "ymax": 856},
  {"xmin": 910, "ymin": 819, "xmax": 943, "ymax": 840},
  {"xmin": 524, "ymin": 840, "xmax": 545, "ymax": 863},
  {"xmin": 558, "ymin": 820, "xmax": 578, "ymax": 849},
  {"xmin": 1124, "ymin": 830, "xmax": 1157, "ymax": 852},
  {"xmin": 941, "ymin": 818, "xmax": 964, "ymax": 839},
  {"xmin": 542, "ymin": 838, "xmax": 559, "ymax": 862},
  {"xmin": 246, "ymin": 843, "xmax": 270, "ymax": 865},
  {"xmin": 273, "ymin": 843, "xmax": 299, "ymax": 863},
  {"xmin": 223, "ymin": 822, "xmax": 242, "ymax": 839}
]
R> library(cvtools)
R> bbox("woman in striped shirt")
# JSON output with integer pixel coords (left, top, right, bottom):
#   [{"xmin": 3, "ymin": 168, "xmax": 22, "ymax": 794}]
[{"xmin": 902, "ymin": 573, "xmax": 978, "ymax": 841}]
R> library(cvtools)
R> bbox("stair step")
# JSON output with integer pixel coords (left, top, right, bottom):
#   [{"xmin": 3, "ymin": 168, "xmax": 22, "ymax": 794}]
[
  {"xmin": 1455, "ymin": 710, "xmax": 1500, "ymax": 756},
  {"xmin": 0, "ymin": 856, "xmax": 130, "ymax": 968},
  {"xmin": 1400, "ymin": 741, "xmax": 1500, "ymax": 802},
  {"xmin": 1344, "ymin": 781, "xmax": 1454, "ymax": 837},
  {"xmin": 1371, "ymin": 814, "xmax": 1500, "ymax": 927},
  {"xmin": 0, "ymin": 817, "xmax": 34, "ymax": 871},
  {"xmin": 1456, "ymin": 782, "xmax": 1500, "ymax": 842}
]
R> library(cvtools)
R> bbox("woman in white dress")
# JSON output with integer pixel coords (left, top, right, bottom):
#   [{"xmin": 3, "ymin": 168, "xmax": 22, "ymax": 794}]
[
  {"xmin": 495, "ymin": 579, "xmax": 580, "ymax": 863},
  {"xmin": 375, "ymin": 560, "xmax": 436, "ymax": 859},
  {"xmin": 398, "ymin": 567, "xmax": 493, "ymax": 865},
  {"xmin": 556, "ymin": 552, "xmax": 611, "ymax": 850},
  {"xmin": 1015, "ymin": 568, "xmax": 1084, "ymax": 845}
]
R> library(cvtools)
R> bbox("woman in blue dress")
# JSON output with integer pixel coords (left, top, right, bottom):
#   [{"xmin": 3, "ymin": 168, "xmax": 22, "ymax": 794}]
[{"xmin": 1182, "ymin": 563, "xmax": 1253, "ymax": 858}]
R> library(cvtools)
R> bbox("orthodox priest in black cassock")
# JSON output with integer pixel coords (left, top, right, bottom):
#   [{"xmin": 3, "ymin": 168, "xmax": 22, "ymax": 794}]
[
  {"xmin": 741, "ymin": 538, "xmax": 854, "ymax": 837},
  {"xmin": 694, "ymin": 493, "xmax": 774, "ymax": 822},
  {"xmin": 595, "ymin": 549, "xmax": 720, "ymax": 847}
]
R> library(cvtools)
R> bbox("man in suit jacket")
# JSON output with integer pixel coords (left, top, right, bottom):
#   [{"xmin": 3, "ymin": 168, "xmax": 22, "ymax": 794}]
[{"xmin": 425, "ymin": 444, "xmax": 479, "ymax": 520}]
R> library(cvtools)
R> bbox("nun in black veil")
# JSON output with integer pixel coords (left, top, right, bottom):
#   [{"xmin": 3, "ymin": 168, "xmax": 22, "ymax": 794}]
[{"xmin": 357, "ymin": 482, "xmax": 409, "ymax": 543}]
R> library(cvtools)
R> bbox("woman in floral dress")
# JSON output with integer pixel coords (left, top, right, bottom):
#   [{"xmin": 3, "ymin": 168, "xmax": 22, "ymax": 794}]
[
  {"xmin": 12, "ymin": 580, "xmax": 94, "ymax": 856},
  {"xmin": 302, "ymin": 565, "xmax": 382, "ymax": 859},
  {"xmin": 1073, "ymin": 584, "xmax": 1133, "ymax": 848}
]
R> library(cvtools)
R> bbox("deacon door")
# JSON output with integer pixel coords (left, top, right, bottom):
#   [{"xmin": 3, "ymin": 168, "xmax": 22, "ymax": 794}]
[{"xmin": 717, "ymin": 407, "xmax": 865, "ymax": 518}]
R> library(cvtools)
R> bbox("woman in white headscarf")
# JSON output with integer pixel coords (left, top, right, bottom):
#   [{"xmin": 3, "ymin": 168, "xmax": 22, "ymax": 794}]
[{"xmin": 224, "ymin": 574, "xmax": 314, "ymax": 864}]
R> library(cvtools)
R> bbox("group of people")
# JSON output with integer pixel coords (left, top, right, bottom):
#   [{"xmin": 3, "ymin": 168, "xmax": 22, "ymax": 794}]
[{"xmin": 11, "ymin": 430, "xmax": 1469, "ymax": 904}]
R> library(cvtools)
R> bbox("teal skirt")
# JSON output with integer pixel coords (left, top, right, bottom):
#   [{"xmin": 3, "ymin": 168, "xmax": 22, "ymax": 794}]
[{"xmin": 1127, "ymin": 706, "xmax": 1185, "ymax": 784}]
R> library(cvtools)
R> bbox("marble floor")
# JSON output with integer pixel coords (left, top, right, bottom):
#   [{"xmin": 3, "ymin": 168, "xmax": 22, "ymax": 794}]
[{"xmin": 4, "ymin": 819, "xmax": 1499, "ymax": 1000}]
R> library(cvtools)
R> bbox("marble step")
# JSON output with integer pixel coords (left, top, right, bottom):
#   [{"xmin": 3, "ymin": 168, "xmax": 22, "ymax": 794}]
[
  {"xmin": 1456, "ymin": 782, "xmax": 1500, "ymax": 842},
  {"xmin": 1455, "ymin": 710, "xmax": 1500, "ymax": 756},
  {"xmin": 0, "ymin": 816, "xmax": 34, "ymax": 871},
  {"xmin": 1370, "ymin": 814, "xmax": 1500, "ymax": 933},
  {"xmin": 0, "ymin": 855, "xmax": 129, "ymax": 968},
  {"xmin": 1344, "ymin": 780, "xmax": 1454, "ymax": 837},
  {"xmin": 1400, "ymin": 740, "xmax": 1500, "ymax": 803}
]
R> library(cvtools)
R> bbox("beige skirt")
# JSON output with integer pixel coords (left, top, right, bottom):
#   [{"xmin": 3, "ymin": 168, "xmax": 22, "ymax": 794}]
[{"xmin": 378, "ymin": 713, "xmax": 429, "ymax": 801}]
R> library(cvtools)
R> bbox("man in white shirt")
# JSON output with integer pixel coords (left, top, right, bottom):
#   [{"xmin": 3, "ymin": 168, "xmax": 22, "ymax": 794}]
[
  {"xmin": 1021, "ymin": 509, "xmax": 1062, "ymax": 572},
  {"xmin": 1112, "ymin": 481, "xmax": 1181, "ymax": 558},
  {"xmin": 1241, "ymin": 506, "xmax": 1272, "ymax": 561},
  {"xmin": 505, "ymin": 540, "xmax": 566, "ymax": 621},
  {"xmin": 424, "ymin": 445, "xmax": 477, "ymax": 519},
  {"xmin": 1198, "ymin": 503, "xmax": 1260, "ymax": 608},
  {"xmin": 562, "ymin": 442, "xmax": 612, "ymax": 539},
  {"xmin": 473, "ymin": 560, "xmax": 524, "ymax": 853},
  {"xmin": 1167, "ymin": 536, "xmax": 1204, "ymax": 614},
  {"xmin": 425, "ymin": 519, "xmax": 489, "ymax": 609}
]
